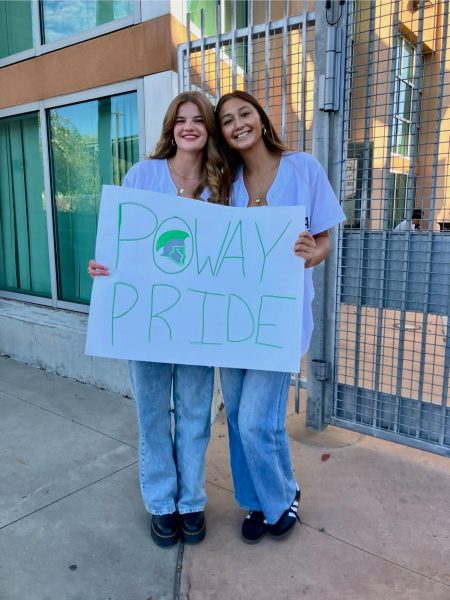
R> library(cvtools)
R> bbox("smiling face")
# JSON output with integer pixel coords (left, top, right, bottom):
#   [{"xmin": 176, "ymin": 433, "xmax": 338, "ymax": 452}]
[
  {"xmin": 218, "ymin": 97, "xmax": 265, "ymax": 153},
  {"xmin": 173, "ymin": 101, "xmax": 208, "ymax": 153}
]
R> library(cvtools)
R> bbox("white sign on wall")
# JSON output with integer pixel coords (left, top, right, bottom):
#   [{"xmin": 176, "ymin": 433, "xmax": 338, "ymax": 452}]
[
  {"xmin": 85, "ymin": 185, "xmax": 305, "ymax": 372},
  {"xmin": 344, "ymin": 157, "xmax": 358, "ymax": 198}
]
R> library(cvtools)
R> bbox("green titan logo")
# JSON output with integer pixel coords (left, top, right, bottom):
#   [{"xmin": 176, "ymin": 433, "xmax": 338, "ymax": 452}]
[{"xmin": 156, "ymin": 229, "xmax": 190, "ymax": 266}]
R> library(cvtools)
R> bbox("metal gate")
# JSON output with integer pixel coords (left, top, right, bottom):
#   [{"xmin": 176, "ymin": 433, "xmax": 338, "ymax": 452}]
[
  {"xmin": 177, "ymin": 0, "xmax": 318, "ymax": 412},
  {"xmin": 178, "ymin": 0, "xmax": 450, "ymax": 456},
  {"xmin": 333, "ymin": 0, "xmax": 450, "ymax": 457},
  {"xmin": 177, "ymin": 2, "xmax": 316, "ymax": 152}
]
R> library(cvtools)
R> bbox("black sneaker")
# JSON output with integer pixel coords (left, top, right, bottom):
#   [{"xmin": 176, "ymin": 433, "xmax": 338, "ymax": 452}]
[
  {"xmin": 267, "ymin": 488, "xmax": 301, "ymax": 540},
  {"xmin": 241, "ymin": 510, "xmax": 268, "ymax": 544},
  {"xmin": 180, "ymin": 511, "xmax": 206, "ymax": 544},
  {"xmin": 151, "ymin": 512, "xmax": 179, "ymax": 547}
]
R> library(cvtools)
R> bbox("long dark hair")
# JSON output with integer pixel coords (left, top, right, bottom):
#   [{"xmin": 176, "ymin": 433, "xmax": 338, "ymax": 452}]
[
  {"xmin": 151, "ymin": 91, "xmax": 226, "ymax": 204},
  {"xmin": 215, "ymin": 90, "xmax": 291, "ymax": 200}
]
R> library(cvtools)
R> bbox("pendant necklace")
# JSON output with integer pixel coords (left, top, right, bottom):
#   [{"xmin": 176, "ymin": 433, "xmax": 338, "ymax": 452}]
[
  {"xmin": 244, "ymin": 167, "xmax": 274, "ymax": 205},
  {"xmin": 168, "ymin": 159, "xmax": 202, "ymax": 196}
]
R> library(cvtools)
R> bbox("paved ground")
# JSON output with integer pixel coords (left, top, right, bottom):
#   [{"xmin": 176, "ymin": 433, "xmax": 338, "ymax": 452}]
[{"xmin": 1, "ymin": 355, "xmax": 449, "ymax": 600}]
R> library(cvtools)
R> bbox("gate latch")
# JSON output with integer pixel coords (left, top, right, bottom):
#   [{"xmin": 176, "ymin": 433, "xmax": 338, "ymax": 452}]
[{"xmin": 311, "ymin": 359, "xmax": 328, "ymax": 381}]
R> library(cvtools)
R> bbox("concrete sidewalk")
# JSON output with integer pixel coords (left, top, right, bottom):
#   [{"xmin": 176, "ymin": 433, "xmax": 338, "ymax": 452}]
[{"xmin": 0, "ymin": 355, "xmax": 449, "ymax": 600}]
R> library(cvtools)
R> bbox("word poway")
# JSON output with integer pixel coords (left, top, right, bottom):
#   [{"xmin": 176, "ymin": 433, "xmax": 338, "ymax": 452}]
[
  {"xmin": 109, "ymin": 201, "xmax": 299, "ymax": 349},
  {"xmin": 114, "ymin": 202, "xmax": 292, "ymax": 283}
]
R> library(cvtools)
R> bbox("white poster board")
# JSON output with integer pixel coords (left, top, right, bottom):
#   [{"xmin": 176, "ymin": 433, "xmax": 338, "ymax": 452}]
[{"xmin": 86, "ymin": 185, "xmax": 305, "ymax": 372}]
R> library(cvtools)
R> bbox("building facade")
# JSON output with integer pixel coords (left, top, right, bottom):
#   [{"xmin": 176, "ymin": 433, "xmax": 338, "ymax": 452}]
[
  {"xmin": 0, "ymin": 0, "xmax": 310, "ymax": 394},
  {"xmin": 1, "ymin": 1, "xmax": 450, "ymax": 455},
  {"xmin": 344, "ymin": 0, "xmax": 450, "ymax": 232}
]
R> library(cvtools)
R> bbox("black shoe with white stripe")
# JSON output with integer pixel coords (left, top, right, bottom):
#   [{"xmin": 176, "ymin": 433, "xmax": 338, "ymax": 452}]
[
  {"xmin": 267, "ymin": 487, "xmax": 301, "ymax": 540},
  {"xmin": 241, "ymin": 510, "xmax": 268, "ymax": 544}
]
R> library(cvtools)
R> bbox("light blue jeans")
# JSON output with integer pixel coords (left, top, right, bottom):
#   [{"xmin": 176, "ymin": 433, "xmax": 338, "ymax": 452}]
[
  {"xmin": 220, "ymin": 367, "xmax": 297, "ymax": 524},
  {"xmin": 129, "ymin": 361, "xmax": 214, "ymax": 516}
]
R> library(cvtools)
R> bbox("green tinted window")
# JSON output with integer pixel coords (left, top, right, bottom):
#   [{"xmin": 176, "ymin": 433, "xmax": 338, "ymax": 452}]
[
  {"xmin": 188, "ymin": 0, "xmax": 247, "ymax": 35},
  {"xmin": 49, "ymin": 92, "xmax": 139, "ymax": 304},
  {"xmin": 188, "ymin": 0, "xmax": 218, "ymax": 36},
  {"xmin": 0, "ymin": 0, "xmax": 33, "ymax": 59},
  {"xmin": 41, "ymin": 0, "xmax": 133, "ymax": 44},
  {"xmin": 0, "ymin": 113, "xmax": 51, "ymax": 296},
  {"xmin": 188, "ymin": 0, "xmax": 248, "ymax": 70},
  {"xmin": 389, "ymin": 173, "xmax": 408, "ymax": 229}
]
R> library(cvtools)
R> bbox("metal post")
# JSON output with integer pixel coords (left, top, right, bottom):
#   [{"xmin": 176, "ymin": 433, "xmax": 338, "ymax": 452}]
[
  {"xmin": 307, "ymin": 0, "xmax": 346, "ymax": 429},
  {"xmin": 215, "ymin": 2, "xmax": 221, "ymax": 102}
]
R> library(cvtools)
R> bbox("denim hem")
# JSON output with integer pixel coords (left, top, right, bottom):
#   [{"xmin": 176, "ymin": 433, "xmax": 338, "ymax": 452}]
[
  {"xmin": 236, "ymin": 500, "xmax": 262, "ymax": 512},
  {"xmin": 177, "ymin": 505, "xmax": 206, "ymax": 515},
  {"xmin": 148, "ymin": 506, "xmax": 177, "ymax": 516}
]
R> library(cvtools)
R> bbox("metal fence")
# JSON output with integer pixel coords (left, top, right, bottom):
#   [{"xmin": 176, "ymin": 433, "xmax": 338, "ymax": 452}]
[
  {"xmin": 333, "ymin": 0, "xmax": 450, "ymax": 456},
  {"xmin": 177, "ymin": 3, "xmax": 316, "ymax": 154},
  {"xmin": 178, "ymin": 0, "xmax": 450, "ymax": 456},
  {"xmin": 177, "ymin": 1, "xmax": 316, "ymax": 411}
]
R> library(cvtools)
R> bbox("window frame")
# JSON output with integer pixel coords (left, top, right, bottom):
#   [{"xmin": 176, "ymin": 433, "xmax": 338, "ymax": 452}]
[
  {"xmin": 0, "ymin": 0, "xmax": 141, "ymax": 68},
  {"xmin": 391, "ymin": 35, "xmax": 421, "ymax": 158},
  {"xmin": 388, "ymin": 171, "xmax": 417, "ymax": 229},
  {"xmin": 0, "ymin": 79, "xmax": 145, "ymax": 312}
]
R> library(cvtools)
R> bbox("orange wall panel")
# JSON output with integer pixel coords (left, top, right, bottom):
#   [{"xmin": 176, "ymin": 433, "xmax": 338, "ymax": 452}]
[{"xmin": 0, "ymin": 16, "xmax": 178, "ymax": 109}]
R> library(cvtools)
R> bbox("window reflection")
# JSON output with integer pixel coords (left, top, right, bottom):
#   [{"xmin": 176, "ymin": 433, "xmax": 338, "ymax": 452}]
[
  {"xmin": 49, "ymin": 92, "xmax": 139, "ymax": 303},
  {"xmin": 41, "ymin": 0, "xmax": 133, "ymax": 44},
  {"xmin": 0, "ymin": 113, "xmax": 51, "ymax": 296}
]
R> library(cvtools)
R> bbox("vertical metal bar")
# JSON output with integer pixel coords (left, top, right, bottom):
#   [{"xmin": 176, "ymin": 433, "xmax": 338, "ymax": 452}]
[
  {"xmin": 265, "ymin": 0, "xmax": 271, "ymax": 24},
  {"xmin": 264, "ymin": 0, "xmax": 271, "ymax": 113},
  {"xmin": 395, "ymin": 1, "xmax": 425, "ymax": 439},
  {"xmin": 373, "ymin": 1, "xmax": 400, "ymax": 432},
  {"xmin": 231, "ymin": 0, "xmax": 237, "ymax": 90},
  {"xmin": 281, "ymin": 0, "xmax": 288, "ymax": 141},
  {"xmin": 307, "ymin": 0, "xmax": 331, "ymax": 429},
  {"xmin": 247, "ymin": 0, "xmax": 254, "ymax": 94},
  {"xmin": 39, "ymin": 107, "xmax": 58, "ymax": 307},
  {"xmin": 177, "ymin": 44, "xmax": 185, "ymax": 93},
  {"xmin": 200, "ymin": 8, "xmax": 206, "ymax": 93},
  {"xmin": 441, "ymin": 309, "xmax": 450, "ymax": 445},
  {"xmin": 428, "ymin": 0, "xmax": 449, "ymax": 226},
  {"xmin": 417, "ymin": 0, "xmax": 449, "ymax": 446},
  {"xmin": 186, "ymin": 13, "xmax": 191, "ymax": 90},
  {"xmin": 323, "ymin": 0, "xmax": 348, "ymax": 426},
  {"xmin": 436, "ymin": 2, "xmax": 450, "ymax": 446},
  {"xmin": 351, "ymin": 0, "xmax": 377, "ymax": 424},
  {"xmin": 333, "ymin": 0, "xmax": 349, "ymax": 421},
  {"xmin": 300, "ymin": 6, "xmax": 307, "ymax": 151},
  {"xmin": 215, "ymin": 1, "xmax": 221, "ymax": 102}
]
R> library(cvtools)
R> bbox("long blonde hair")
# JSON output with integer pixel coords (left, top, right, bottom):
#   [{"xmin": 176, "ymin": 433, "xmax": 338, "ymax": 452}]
[
  {"xmin": 215, "ymin": 90, "xmax": 291, "ymax": 201},
  {"xmin": 151, "ymin": 91, "xmax": 226, "ymax": 204}
]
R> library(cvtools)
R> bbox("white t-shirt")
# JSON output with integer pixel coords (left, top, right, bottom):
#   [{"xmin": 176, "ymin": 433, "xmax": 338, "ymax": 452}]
[
  {"xmin": 394, "ymin": 219, "xmax": 415, "ymax": 231},
  {"xmin": 230, "ymin": 151, "xmax": 346, "ymax": 355},
  {"xmin": 122, "ymin": 158, "xmax": 209, "ymax": 201}
]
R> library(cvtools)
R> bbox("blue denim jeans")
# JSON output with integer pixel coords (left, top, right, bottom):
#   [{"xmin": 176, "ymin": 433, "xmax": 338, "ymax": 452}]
[
  {"xmin": 219, "ymin": 367, "xmax": 297, "ymax": 524},
  {"xmin": 129, "ymin": 361, "xmax": 214, "ymax": 515}
]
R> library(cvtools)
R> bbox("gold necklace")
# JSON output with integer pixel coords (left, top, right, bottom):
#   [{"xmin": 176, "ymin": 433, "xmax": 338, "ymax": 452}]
[
  {"xmin": 168, "ymin": 161, "xmax": 202, "ymax": 196},
  {"xmin": 244, "ymin": 166, "xmax": 277, "ymax": 204}
]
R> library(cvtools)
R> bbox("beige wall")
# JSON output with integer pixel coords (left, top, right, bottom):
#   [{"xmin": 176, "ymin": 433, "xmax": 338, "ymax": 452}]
[{"xmin": 348, "ymin": 0, "xmax": 450, "ymax": 229}]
